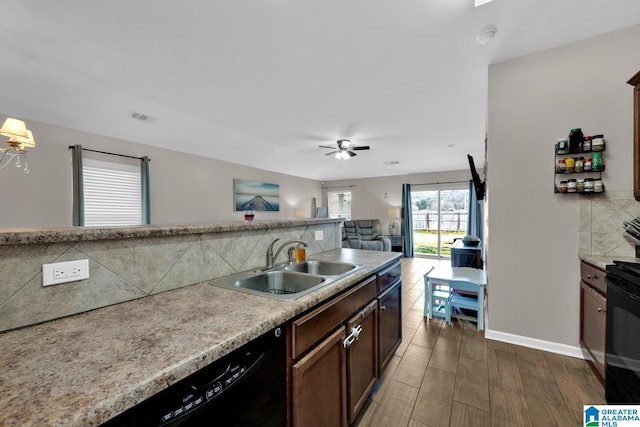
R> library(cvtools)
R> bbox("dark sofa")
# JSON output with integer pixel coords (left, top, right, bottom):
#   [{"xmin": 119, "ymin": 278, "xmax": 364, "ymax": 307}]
[{"xmin": 342, "ymin": 220, "xmax": 391, "ymax": 251}]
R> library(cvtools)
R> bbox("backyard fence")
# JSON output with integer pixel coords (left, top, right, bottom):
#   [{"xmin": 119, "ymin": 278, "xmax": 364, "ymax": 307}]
[{"xmin": 412, "ymin": 211, "xmax": 467, "ymax": 232}]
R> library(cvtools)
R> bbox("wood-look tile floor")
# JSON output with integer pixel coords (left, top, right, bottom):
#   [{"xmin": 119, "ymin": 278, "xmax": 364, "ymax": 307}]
[{"xmin": 355, "ymin": 257, "xmax": 606, "ymax": 427}]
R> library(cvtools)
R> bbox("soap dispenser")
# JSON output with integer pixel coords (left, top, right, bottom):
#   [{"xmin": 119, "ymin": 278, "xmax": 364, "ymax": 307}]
[{"xmin": 295, "ymin": 242, "xmax": 306, "ymax": 263}]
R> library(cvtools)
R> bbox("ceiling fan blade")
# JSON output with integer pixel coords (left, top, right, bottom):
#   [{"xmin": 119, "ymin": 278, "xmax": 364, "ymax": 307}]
[
  {"xmin": 325, "ymin": 151, "xmax": 338, "ymax": 156},
  {"xmin": 351, "ymin": 145, "xmax": 370, "ymax": 150},
  {"xmin": 318, "ymin": 145, "xmax": 336, "ymax": 149},
  {"xmin": 347, "ymin": 150, "xmax": 357, "ymax": 157}
]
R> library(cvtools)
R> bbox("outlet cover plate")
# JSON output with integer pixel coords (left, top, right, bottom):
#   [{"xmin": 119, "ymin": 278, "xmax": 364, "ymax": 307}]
[
  {"xmin": 315, "ymin": 230, "xmax": 324, "ymax": 241},
  {"xmin": 43, "ymin": 259, "xmax": 90, "ymax": 286}
]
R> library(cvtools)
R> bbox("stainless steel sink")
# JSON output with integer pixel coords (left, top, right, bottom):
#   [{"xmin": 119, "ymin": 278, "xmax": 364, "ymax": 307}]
[
  {"xmin": 212, "ymin": 270, "xmax": 328, "ymax": 300},
  {"xmin": 235, "ymin": 271, "xmax": 325, "ymax": 294},
  {"xmin": 211, "ymin": 260, "xmax": 366, "ymax": 300},
  {"xmin": 284, "ymin": 260, "xmax": 358, "ymax": 276}
]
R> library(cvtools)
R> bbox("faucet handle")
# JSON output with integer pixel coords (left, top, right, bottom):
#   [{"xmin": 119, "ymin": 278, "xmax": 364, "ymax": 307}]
[
  {"xmin": 268, "ymin": 238, "xmax": 280, "ymax": 253},
  {"xmin": 287, "ymin": 246, "xmax": 296, "ymax": 263}
]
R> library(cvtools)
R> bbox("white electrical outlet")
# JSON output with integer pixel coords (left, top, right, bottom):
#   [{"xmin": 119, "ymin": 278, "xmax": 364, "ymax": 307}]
[
  {"xmin": 315, "ymin": 230, "xmax": 324, "ymax": 241},
  {"xmin": 43, "ymin": 259, "xmax": 90, "ymax": 286}
]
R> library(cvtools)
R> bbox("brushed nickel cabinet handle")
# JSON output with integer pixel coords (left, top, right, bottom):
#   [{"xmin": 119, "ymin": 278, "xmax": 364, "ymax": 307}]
[
  {"xmin": 380, "ymin": 305, "xmax": 387, "ymax": 312},
  {"xmin": 587, "ymin": 274, "xmax": 597, "ymax": 279},
  {"xmin": 597, "ymin": 307, "xmax": 607, "ymax": 313}
]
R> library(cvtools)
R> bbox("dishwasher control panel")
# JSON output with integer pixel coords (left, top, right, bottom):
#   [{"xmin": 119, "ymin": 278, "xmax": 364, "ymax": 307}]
[
  {"xmin": 100, "ymin": 326, "xmax": 285, "ymax": 427},
  {"xmin": 160, "ymin": 353, "xmax": 259, "ymax": 426}
]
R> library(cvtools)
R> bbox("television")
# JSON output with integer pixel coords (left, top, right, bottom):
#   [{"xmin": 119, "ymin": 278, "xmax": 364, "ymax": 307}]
[{"xmin": 467, "ymin": 154, "xmax": 485, "ymax": 201}]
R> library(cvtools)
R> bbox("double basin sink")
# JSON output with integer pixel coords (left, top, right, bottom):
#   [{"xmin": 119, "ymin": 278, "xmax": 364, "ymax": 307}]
[{"xmin": 211, "ymin": 260, "xmax": 365, "ymax": 300}]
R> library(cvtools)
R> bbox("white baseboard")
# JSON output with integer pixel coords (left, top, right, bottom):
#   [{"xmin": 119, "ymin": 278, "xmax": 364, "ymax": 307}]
[{"xmin": 484, "ymin": 328, "xmax": 585, "ymax": 359}]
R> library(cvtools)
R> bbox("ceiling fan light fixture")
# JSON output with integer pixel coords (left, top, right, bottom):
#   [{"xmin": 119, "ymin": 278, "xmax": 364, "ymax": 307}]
[{"xmin": 319, "ymin": 139, "xmax": 369, "ymax": 159}]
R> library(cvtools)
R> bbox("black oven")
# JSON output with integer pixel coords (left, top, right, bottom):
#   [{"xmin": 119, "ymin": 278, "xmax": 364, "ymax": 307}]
[{"xmin": 605, "ymin": 261, "xmax": 640, "ymax": 403}]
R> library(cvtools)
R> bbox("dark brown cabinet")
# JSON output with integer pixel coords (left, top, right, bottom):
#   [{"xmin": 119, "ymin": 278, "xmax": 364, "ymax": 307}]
[
  {"xmin": 579, "ymin": 261, "xmax": 607, "ymax": 379},
  {"xmin": 288, "ymin": 260, "xmax": 402, "ymax": 426},
  {"xmin": 377, "ymin": 281, "xmax": 401, "ymax": 374},
  {"xmin": 292, "ymin": 327, "xmax": 348, "ymax": 427},
  {"xmin": 376, "ymin": 261, "xmax": 402, "ymax": 374},
  {"xmin": 345, "ymin": 300, "xmax": 378, "ymax": 424},
  {"xmin": 289, "ymin": 276, "xmax": 377, "ymax": 427}
]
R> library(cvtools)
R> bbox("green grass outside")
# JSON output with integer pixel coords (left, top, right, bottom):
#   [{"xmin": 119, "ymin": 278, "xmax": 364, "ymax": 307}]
[{"xmin": 413, "ymin": 230, "xmax": 465, "ymax": 256}]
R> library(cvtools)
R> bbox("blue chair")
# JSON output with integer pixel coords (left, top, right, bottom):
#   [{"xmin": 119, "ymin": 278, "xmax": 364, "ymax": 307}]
[
  {"xmin": 423, "ymin": 267, "xmax": 452, "ymax": 325},
  {"xmin": 449, "ymin": 280, "xmax": 481, "ymax": 329}
]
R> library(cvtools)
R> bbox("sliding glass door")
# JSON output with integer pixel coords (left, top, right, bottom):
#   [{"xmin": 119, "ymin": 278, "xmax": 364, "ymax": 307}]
[{"xmin": 411, "ymin": 187, "xmax": 469, "ymax": 257}]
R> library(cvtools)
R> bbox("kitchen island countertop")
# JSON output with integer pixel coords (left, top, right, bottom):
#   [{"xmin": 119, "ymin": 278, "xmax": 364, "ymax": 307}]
[{"xmin": 0, "ymin": 248, "xmax": 400, "ymax": 427}]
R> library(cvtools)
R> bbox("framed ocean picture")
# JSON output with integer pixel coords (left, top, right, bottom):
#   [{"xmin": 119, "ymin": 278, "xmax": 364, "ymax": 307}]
[{"xmin": 234, "ymin": 179, "xmax": 280, "ymax": 211}]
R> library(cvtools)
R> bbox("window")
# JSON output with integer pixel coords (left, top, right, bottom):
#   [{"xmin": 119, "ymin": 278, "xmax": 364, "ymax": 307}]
[
  {"xmin": 327, "ymin": 191, "xmax": 351, "ymax": 220},
  {"xmin": 71, "ymin": 145, "xmax": 150, "ymax": 226},
  {"xmin": 410, "ymin": 187, "xmax": 469, "ymax": 257}
]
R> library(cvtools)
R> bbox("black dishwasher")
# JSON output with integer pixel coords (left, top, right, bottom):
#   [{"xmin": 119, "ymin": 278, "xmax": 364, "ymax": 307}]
[{"xmin": 102, "ymin": 325, "xmax": 286, "ymax": 427}]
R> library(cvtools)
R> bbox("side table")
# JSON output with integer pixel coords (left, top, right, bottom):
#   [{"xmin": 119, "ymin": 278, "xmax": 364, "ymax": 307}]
[{"xmin": 387, "ymin": 235, "xmax": 404, "ymax": 253}]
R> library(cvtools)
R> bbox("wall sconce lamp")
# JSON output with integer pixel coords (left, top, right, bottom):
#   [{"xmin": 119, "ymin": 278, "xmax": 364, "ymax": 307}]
[
  {"xmin": 387, "ymin": 208, "xmax": 400, "ymax": 236},
  {"xmin": 0, "ymin": 118, "xmax": 36, "ymax": 173}
]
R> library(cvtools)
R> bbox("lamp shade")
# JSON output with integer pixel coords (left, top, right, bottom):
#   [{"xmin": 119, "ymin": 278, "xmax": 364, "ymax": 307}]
[
  {"xmin": 0, "ymin": 118, "xmax": 29, "ymax": 140},
  {"xmin": 387, "ymin": 208, "xmax": 400, "ymax": 219},
  {"xmin": 294, "ymin": 209, "xmax": 305, "ymax": 218},
  {"xmin": 19, "ymin": 130, "xmax": 36, "ymax": 148}
]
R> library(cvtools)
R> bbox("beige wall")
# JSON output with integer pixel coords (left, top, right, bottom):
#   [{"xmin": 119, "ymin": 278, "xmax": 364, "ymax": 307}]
[
  {"xmin": 324, "ymin": 169, "xmax": 474, "ymax": 233},
  {"xmin": 0, "ymin": 118, "xmax": 322, "ymax": 227},
  {"xmin": 487, "ymin": 24, "xmax": 640, "ymax": 349}
]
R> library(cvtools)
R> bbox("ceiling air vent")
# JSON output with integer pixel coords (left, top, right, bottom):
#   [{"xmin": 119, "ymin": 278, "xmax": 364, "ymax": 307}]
[
  {"xmin": 130, "ymin": 112, "xmax": 158, "ymax": 124},
  {"xmin": 384, "ymin": 161, "xmax": 400, "ymax": 166}
]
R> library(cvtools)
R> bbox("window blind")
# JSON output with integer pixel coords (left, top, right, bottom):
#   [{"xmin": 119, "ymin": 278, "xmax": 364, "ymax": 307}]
[{"xmin": 82, "ymin": 158, "xmax": 142, "ymax": 226}]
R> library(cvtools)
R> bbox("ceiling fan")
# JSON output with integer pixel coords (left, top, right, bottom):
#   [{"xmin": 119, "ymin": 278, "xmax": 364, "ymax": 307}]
[{"xmin": 319, "ymin": 139, "xmax": 370, "ymax": 160}]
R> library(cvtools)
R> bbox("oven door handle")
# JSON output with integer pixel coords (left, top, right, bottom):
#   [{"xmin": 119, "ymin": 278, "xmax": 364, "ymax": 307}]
[{"xmin": 630, "ymin": 293, "xmax": 640, "ymax": 303}]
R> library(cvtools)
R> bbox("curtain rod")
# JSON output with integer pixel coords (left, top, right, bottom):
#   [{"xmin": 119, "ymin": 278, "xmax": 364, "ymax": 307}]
[
  {"xmin": 321, "ymin": 185, "xmax": 356, "ymax": 189},
  {"xmin": 410, "ymin": 180, "xmax": 469, "ymax": 186},
  {"xmin": 68, "ymin": 146, "xmax": 150, "ymax": 161}
]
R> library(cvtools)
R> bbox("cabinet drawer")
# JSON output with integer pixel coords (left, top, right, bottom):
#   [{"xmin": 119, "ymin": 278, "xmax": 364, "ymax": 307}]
[
  {"xmin": 377, "ymin": 262, "xmax": 401, "ymax": 294},
  {"xmin": 581, "ymin": 261, "xmax": 607, "ymax": 295},
  {"xmin": 292, "ymin": 276, "xmax": 377, "ymax": 359}
]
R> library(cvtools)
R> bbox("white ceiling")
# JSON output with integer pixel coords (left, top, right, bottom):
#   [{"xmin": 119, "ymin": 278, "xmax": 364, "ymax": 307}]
[{"xmin": 1, "ymin": 0, "xmax": 639, "ymax": 181}]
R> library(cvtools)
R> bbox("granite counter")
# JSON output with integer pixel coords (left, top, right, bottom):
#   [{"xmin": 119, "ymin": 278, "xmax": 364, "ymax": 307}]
[
  {"xmin": 0, "ymin": 248, "xmax": 400, "ymax": 426},
  {"xmin": 579, "ymin": 254, "xmax": 640, "ymax": 271}
]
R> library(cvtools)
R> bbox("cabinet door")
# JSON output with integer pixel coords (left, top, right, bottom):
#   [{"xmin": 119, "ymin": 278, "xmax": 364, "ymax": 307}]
[
  {"xmin": 345, "ymin": 300, "xmax": 378, "ymax": 423},
  {"xmin": 378, "ymin": 281, "xmax": 402, "ymax": 374},
  {"xmin": 580, "ymin": 281, "xmax": 607, "ymax": 379},
  {"xmin": 292, "ymin": 327, "xmax": 347, "ymax": 427}
]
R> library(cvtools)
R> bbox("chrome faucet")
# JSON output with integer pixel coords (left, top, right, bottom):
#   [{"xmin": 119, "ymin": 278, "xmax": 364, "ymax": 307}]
[{"xmin": 266, "ymin": 239, "xmax": 307, "ymax": 268}]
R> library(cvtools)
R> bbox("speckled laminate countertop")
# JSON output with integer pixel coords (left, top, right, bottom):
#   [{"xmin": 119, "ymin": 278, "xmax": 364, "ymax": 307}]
[
  {"xmin": 579, "ymin": 254, "xmax": 640, "ymax": 270},
  {"xmin": 0, "ymin": 248, "xmax": 400, "ymax": 427},
  {"xmin": 0, "ymin": 218, "xmax": 341, "ymax": 245}
]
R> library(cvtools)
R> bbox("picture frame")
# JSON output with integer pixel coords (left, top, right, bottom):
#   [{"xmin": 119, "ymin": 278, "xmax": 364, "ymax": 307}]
[{"xmin": 234, "ymin": 179, "xmax": 280, "ymax": 211}]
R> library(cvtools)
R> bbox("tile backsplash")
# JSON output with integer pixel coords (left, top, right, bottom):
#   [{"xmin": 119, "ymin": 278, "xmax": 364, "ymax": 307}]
[
  {"xmin": 0, "ymin": 222, "xmax": 339, "ymax": 332},
  {"xmin": 579, "ymin": 190, "xmax": 640, "ymax": 257}
]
